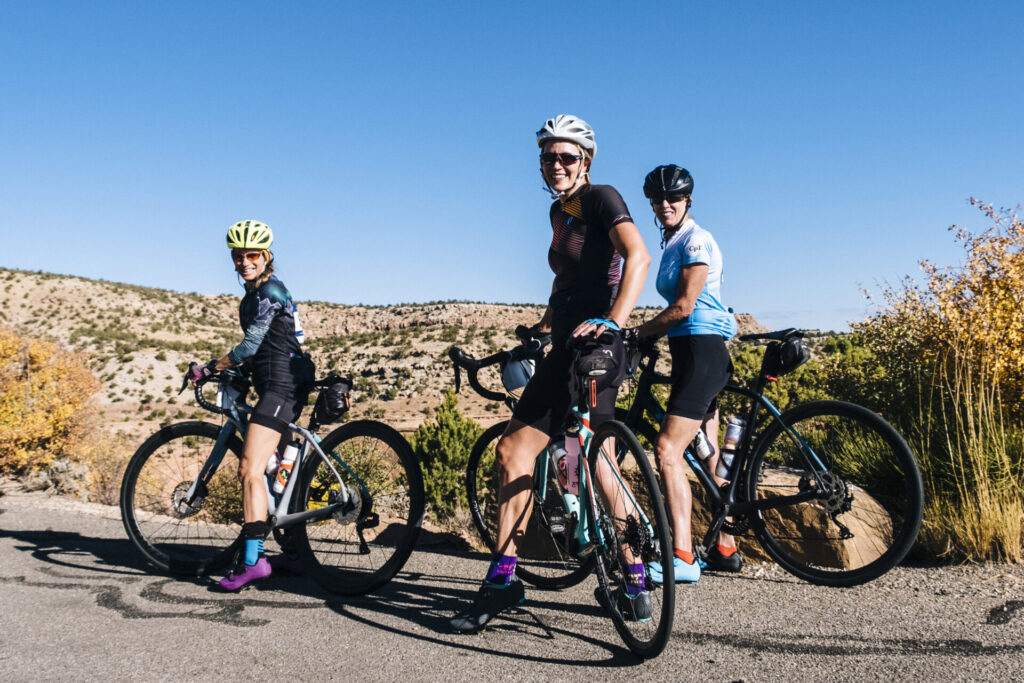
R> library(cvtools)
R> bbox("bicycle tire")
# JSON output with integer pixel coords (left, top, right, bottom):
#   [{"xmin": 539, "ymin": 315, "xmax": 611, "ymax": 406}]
[
  {"xmin": 744, "ymin": 400, "xmax": 923, "ymax": 587},
  {"xmin": 292, "ymin": 420, "xmax": 424, "ymax": 596},
  {"xmin": 120, "ymin": 421, "xmax": 244, "ymax": 576},
  {"xmin": 465, "ymin": 420, "xmax": 594, "ymax": 589},
  {"xmin": 588, "ymin": 420, "xmax": 675, "ymax": 659}
]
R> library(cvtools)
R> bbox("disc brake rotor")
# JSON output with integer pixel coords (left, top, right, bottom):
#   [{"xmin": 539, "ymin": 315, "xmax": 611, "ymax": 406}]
[
  {"xmin": 171, "ymin": 481, "xmax": 203, "ymax": 518},
  {"xmin": 798, "ymin": 471, "xmax": 854, "ymax": 515}
]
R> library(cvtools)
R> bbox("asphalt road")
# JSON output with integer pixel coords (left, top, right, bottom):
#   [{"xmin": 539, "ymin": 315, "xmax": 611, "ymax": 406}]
[{"xmin": 1, "ymin": 490, "xmax": 1022, "ymax": 682}]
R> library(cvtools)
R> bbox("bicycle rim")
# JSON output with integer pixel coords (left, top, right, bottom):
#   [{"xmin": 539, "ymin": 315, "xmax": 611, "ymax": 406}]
[
  {"xmin": 745, "ymin": 401, "xmax": 924, "ymax": 586},
  {"xmin": 119, "ymin": 421, "xmax": 243, "ymax": 576},
  {"xmin": 588, "ymin": 420, "xmax": 675, "ymax": 659},
  {"xmin": 466, "ymin": 421, "xmax": 593, "ymax": 589},
  {"xmin": 293, "ymin": 420, "xmax": 424, "ymax": 596}
]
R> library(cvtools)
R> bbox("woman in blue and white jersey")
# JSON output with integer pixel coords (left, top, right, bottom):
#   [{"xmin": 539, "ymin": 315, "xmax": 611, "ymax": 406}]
[{"xmin": 632, "ymin": 165, "xmax": 741, "ymax": 584}]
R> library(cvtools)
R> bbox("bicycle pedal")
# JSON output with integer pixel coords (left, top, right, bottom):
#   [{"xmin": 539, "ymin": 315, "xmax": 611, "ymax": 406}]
[{"xmin": 357, "ymin": 512, "xmax": 380, "ymax": 529}]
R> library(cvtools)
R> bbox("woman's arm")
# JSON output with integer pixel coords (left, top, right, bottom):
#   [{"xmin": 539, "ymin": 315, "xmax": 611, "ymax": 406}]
[
  {"xmin": 636, "ymin": 263, "xmax": 708, "ymax": 338},
  {"xmin": 573, "ymin": 221, "xmax": 651, "ymax": 337}
]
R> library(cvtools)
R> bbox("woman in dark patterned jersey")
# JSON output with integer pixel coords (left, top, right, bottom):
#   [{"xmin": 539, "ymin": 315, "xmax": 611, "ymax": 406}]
[
  {"xmin": 451, "ymin": 115, "xmax": 652, "ymax": 633},
  {"xmin": 187, "ymin": 220, "xmax": 314, "ymax": 591}
]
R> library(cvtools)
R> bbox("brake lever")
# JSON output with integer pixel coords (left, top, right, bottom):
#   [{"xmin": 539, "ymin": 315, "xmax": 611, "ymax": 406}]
[{"xmin": 453, "ymin": 363, "xmax": 461, "ymax": 393}]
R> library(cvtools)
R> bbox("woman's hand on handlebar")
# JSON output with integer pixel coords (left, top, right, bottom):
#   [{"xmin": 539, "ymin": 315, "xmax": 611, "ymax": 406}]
[
  {"xmin": 186, "ymin": 360, "xmax": 218, "ymax": 386},
  {"xmin": 571, "ymin": 317, "xmax": 620, "ymax": 339}
]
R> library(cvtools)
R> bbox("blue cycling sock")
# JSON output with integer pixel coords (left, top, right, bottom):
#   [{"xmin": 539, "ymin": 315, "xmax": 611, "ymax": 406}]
[
  {"xmin": 485, "ymin": 555, "xmax": 517, "ymax": 585},
  {"xmin": 244, "ymin": 538, "xmax": 264, "ymax": 566}
]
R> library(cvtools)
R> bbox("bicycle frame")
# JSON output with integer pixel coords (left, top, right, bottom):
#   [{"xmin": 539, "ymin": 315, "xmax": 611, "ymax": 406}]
[
  {"xmin": 179, "ymin": 379, "xmax": 357, "ymax": 532},
  {"xmin": 533, "ymin": 401, "xmax": 658, "ymax": 558},
  {"xmin": 622, "ymin": 347, "xmax": 840, "ymax": 547}
]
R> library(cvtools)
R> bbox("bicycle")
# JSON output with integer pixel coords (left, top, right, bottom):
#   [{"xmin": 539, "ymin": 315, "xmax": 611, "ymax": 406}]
[
  {"xmin": 120, "ymin": 369, "xmax": 425, "ymax": 596},
  {"xmin": 616, "ymin": 328, "xmax": 924, "ymax": 587},
  {"xmin": 451, "ymin": 332, "xmax": 675, "ymax": 658}
]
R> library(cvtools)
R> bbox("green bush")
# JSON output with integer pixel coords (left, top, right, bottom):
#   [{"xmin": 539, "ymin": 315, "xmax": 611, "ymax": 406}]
[{"xmin": 409, "ymin": 389, "xmax": 483, "ymax": 524}]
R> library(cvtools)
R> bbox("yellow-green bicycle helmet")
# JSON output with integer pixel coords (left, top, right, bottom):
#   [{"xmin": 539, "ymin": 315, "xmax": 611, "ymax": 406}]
[{"xmin": 226, "ymin": 220, "xmax": 274, "ymax": 250}]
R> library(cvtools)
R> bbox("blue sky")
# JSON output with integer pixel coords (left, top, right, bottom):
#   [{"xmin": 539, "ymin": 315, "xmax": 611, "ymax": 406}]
[{"xmin": 1, "ymin": 1, "xmax": 1022, "ymax": 332}]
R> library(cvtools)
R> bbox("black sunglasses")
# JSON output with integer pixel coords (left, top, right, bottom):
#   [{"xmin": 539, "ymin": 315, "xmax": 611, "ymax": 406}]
[
  {"xmin": 540, "ymin": 152, "xmax": 584, "ymax": 166},
  {"xmin": 650, "ymin": 194, "xmax": 689, "ymax": 204}
]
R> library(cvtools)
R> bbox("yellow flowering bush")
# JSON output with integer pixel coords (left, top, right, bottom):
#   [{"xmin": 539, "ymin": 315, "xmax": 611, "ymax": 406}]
[
  {"xmin": 856, "ymin": 200, "xmax": 1024, "ymax": 561},
  {"xmin": 0, "ymin": 325, "xmax": 100, "ymax": 474}
]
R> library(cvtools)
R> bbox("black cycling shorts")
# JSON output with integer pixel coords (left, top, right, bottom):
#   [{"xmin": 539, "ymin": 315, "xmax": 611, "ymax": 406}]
[
  {"xmin": 666, "ymin": 335, "xmax": 733, "ymax": 420},
  {"xmin": 250, "ymin": 389, "xmax": 308, "ymax": 434},
  {"xmin": 512, "ymin": 343, "xmax": 618, "ymax": 437}
]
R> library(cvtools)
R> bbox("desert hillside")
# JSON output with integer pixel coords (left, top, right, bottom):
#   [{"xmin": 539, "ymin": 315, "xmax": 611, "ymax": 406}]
[{"xmin": 0, "ymin": 267, "xmax": 767, "ymax": 432}]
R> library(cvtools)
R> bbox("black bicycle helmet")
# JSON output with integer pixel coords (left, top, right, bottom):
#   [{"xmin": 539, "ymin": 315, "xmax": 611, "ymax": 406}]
[{"xmin": 643, "ymin": 165, "xmax": 694, "ymax": 198}]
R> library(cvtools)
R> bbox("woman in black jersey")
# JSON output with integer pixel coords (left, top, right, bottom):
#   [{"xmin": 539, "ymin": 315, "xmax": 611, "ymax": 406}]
[
  {"xmin": 450, "ymin": 115, "xmax": 651, "ymax": 633},
  {"xmin": 188, "ymin": 220, "xmax": 314, "ymax": 591}
]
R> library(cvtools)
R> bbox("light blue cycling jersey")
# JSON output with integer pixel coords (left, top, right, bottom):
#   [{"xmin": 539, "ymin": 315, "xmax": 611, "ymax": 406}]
[{"xmin": 655, "ymin": 218, "xmax": 737, "ymax": 339}]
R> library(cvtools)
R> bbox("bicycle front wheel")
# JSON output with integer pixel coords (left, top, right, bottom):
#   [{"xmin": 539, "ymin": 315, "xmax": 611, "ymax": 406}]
[
  {"xmin": 293, "ymin": 420, "xmax": 424, "ymax": 596},
  {"xmin": 466, "ymin": 420, "xmax": 593, "ymax": 589},
  {"xmin": 745, "ymin": 401, "xmax": 924, "ymax": 587},
  {"xmin": 588, "ymin": 420, "xmax": 675, "ymax": 659},
  {"xmin": 120, "ymin": 421, "xmax": 244, "ymax": 576}
]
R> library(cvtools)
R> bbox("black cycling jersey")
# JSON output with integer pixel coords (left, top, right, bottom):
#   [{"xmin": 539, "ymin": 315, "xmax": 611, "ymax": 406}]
[
  {"xmin": 228, "ymin": 276, "xmax": 307, "ymax": 394},
  {"xmin": 547, "ymin": 184, "xmax": 632, "ymax": 342}
]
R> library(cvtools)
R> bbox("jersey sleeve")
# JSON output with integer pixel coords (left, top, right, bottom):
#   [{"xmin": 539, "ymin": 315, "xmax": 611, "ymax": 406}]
[
  {"xmin": 584, "ymin": 185, "xmax": 633, "ymax": 231},
  {"xmin": 679, "ymin": 230, "xmax": 713, "ymax": 267},
  {"xmin": 228, "ymin": 283, "xmax": 288, "ymax": 363}
]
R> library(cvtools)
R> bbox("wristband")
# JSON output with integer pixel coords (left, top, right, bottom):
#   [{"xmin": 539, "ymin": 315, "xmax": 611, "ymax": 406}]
[{"xmin": 584, "ymin": 318, "xmax": 620, "ymax": 331}]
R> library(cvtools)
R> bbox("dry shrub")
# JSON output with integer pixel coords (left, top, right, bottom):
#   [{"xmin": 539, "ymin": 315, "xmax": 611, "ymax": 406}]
[
  {"xmin": 857, "ymin": 200, "xmax": 1024, "ymax": 562},
  {"xmin": 0, "ymin": 325, "xmax": 100, "ymax": 476}
]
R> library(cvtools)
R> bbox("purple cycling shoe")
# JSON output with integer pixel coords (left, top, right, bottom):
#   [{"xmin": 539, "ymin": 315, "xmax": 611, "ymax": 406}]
[{"xmin": 219, "ymin": 557, "xmax": 272, "ymax": 591}]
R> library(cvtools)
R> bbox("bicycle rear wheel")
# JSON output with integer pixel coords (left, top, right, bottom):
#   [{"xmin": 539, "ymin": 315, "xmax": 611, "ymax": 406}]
[
  {"xmin": 120, "ymin": 421, "xmax": 243, "ymax": 576},
  {"xmin": 588, "ymin": 420, "xmax": 675, "ymax": 659},
  {"xmin": 293, "ymin": 420, "xmax": 424, "ymax": 596},
  {"xmin": 466, "ymin": 420, "xmax": 593, "ymax": 589},
  {"xmin": 745, "ymin": 400, "xmax": 923, "ymax": 587}
]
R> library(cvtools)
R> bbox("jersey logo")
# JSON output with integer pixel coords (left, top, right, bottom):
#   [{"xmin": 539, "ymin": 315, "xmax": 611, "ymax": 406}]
[{"xmin": 561, "ymin": 196, "xmax": 583, "ymax": 219}]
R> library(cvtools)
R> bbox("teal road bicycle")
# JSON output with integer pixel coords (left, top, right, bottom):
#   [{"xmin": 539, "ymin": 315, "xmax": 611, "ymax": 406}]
[
  {"xmin": 120, "ymin": 369, "xmax": 424, "ymax": 596},
  {"xmin": 451, "ymin": 332, "xmax": 675, "ymax": 659}
]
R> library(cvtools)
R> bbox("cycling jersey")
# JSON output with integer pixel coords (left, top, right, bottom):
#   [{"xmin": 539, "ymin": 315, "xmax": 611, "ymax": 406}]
[
  {"xmin": 547, "ymin": 184, "xmax": 632, "ymax": 342},
  {"xmin": 228, "ymin": 276, "xmax": 308, "ymax": 393},
  {"xmin": 655, "ymin": 218, "xmax": 737, "ymax": 338}
]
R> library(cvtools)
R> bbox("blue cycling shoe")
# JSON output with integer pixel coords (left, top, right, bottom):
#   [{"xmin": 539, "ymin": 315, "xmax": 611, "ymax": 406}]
[{"xmin": 647, "ymin": 556, "xmax": 700, "ymax": 584}]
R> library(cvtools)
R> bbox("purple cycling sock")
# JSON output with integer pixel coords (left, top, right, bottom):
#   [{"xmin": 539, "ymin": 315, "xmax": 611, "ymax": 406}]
[
  {"xmin": 625, "ymin": 562, "xmax": 646, "ymax": 596},
  {"xmin": 485, "ymin": 555, "xmax": 517, "ymax": 585}
]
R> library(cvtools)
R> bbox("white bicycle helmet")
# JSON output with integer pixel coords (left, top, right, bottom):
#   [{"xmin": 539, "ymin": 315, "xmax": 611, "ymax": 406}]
[
  {"xmin": 536, "ymin": 114, "xmax": 597, "ymax": 158},
  {"xmin": 501, "ymin": 357, "xmax": 536, "ymax": 393}
]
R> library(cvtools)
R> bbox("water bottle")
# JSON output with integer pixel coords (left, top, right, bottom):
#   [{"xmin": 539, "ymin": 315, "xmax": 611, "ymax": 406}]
[
  {"xmin": 274, "ymin": 441, "xmax": 300, "ymax": 494},
  {"xmin": 554, "ymin": 437, "xmax": 580, "ymax": 495},
  {"xmin": 716, "ymin": 417, "xmax": 746, "ymax": 479},
  {"xmin": 265, "ymin": 449, "xmax": 281, "ymax": 477},
  {"xmin": 692, "ymin": 429, "xmax": 714, "ymax": 460}
]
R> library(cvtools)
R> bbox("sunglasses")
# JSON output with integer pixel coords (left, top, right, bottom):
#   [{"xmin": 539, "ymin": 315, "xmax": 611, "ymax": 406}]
[
  {"xmin": 650, "ymin": 194, "xmax": 689, "ymax": 204},
  {"xmin": 232, "ymin": 251, "xmax": 263, "ymax": 264},
  {"xmin": 540, "ymin": 152, "xmax": 584, "ymax": 166}
]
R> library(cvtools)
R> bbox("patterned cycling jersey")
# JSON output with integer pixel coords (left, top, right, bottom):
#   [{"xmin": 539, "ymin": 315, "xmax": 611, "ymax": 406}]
[
  {"xmin": 547, "ymin": 184, "xmax": 632, "ymax": 341},
  {"xmin": 228, "ymin": 276, "xmax": 306, "ymax": 391},
  {"xmin": 656, "ymin": 218, "xmax": 737, "ymax": 339}
]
